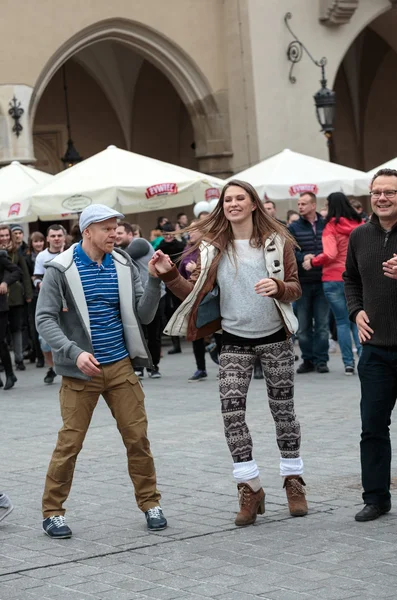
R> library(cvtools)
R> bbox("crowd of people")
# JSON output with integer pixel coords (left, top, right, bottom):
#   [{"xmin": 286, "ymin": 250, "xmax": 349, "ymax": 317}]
[
  {"xmin": 1, "ymin": 169, "xmax": 397, "ymax": 536},
  {"xmin": 0, "ymin": 193, "xmax": 368, "ymax": 388}
]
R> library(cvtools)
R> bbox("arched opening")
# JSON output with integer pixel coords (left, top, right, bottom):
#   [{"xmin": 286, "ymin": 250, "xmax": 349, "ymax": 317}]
[
  {"xmin": 29, "ymin": 19, "xmax": 232, "ymax": 232},
  {"xmin": 33, "ymin": 48, "xmax": 197, "ymax": 175},
  {"xmin": 30, "ymin": 19, "xmax": 231, "ymax": 177},
  {"xmin": 332, "ymin": 8, "xmax": 397, "ymax": 171}
]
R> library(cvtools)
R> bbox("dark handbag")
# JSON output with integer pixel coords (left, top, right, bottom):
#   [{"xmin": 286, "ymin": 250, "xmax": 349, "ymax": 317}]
[{"xmin": 196, "ymin": 284, "xmax": 220, "ymax": 328}]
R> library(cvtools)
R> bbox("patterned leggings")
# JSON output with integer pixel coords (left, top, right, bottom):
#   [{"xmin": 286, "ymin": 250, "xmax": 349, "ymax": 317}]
[{"xmin": 219, "ymin": 339, "xmax": 301, "ymax": 463}]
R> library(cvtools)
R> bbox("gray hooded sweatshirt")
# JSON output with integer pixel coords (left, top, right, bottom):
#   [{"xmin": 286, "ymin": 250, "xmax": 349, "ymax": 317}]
[{"xmin": 35, "ymin": 244, "xmax": 161, "ymax": 380}]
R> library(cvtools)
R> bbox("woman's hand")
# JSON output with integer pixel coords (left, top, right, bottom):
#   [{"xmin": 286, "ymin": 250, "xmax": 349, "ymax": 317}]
[
  {"xmin": 185, "ymin": 260, "xmax": 197, "ymax": 274},
  {"xmin": 254, "ymin": 278, "xmax": 278, "ymax": 297},
  {"xmin": 302, "ymin": 253, "xmax": 314, "ymax": 271},
  {"xmin": 148, "ymin": 250, "xmax": 174, "ymax": 277}
]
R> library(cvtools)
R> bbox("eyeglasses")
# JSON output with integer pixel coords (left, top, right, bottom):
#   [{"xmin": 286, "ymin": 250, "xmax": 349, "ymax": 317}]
[{"xmin": 370, "ymin": 190, "xmax": 397, "ymax": 199}]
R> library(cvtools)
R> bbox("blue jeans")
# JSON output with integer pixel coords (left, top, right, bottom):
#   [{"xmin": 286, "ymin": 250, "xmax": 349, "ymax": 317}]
[
  {"xmin": 296, "ymin": 283, "xmax": 329, "ymax": 365},
  {"xmin": 323, "ymin": 281, "xmax": 361, "ymax": 367}
]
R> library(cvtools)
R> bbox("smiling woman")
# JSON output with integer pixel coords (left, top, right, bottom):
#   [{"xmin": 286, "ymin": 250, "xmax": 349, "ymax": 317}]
[{"xmin": 150, "ymin": 179, "xmax": 309, "ymax": 525}]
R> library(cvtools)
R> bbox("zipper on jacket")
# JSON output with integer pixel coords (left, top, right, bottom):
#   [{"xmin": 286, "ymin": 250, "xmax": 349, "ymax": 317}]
[{"xmin": 384, "ymin": 232, "xmax": 390, "ymax": 247}]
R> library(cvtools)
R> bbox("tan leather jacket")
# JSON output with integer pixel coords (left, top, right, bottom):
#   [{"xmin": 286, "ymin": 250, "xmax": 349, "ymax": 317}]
[{"xmin": 159, "ymin": 234, "xmax": 301, "ymax": 341}]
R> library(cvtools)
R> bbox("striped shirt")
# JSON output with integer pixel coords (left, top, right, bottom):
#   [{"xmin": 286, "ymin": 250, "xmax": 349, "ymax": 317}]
[{"xmin": 74, "ymin": 243, "xmax": 129, "ymax": 364}]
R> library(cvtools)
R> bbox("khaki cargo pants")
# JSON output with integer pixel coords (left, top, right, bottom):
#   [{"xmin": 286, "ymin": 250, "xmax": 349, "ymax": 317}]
[{"xmin": 42, "ymin": 357, "xmax": 161, "ymax": 518}]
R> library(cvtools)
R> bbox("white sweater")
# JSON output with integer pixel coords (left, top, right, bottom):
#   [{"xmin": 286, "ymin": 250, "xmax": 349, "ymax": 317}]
[{"xmin": 217, "ymin": 240, "xmax": 283, "ymax": 338}]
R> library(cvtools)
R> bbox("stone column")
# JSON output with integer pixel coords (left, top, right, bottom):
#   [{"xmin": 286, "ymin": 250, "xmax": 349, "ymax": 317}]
[
  {"xmin": 0, "ymin": 85, "xmax": 35, "ymax": 165},
  {"xmin": 189, "ymin": 90, "xmax": 234, "ymax": 179}
]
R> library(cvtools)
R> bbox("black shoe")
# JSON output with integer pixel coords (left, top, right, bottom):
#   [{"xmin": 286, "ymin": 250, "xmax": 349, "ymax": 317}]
[
  {"xmin": 4, "ymin": 374, "xmax": 17, "ymax": 390},
  {"xmin": 44, "ymin": 368, "xmax": 56, "ymax": 384},
  {"xmin": 355, "ymin": 502, "xmax": 391, "ymax": 522},
  {"xmin": 296, "ymin": 360, "xmax": 315, "ymax": 374},
  {"xmin": 345, "ymin": 366, "xmax": 354, "ymax": 376},
  {"xmin": 15, "ymin": 361, "xmax": 26, "ymax": 371},
  {"xmin": 206, "ymin": 342, "xmax": 219, "ymax": 365},
  {"xmin": 148, "ymin": 368, "xmax": 162, "ymax": 379},
  {"xmin": 43, "ymin": 516, "xmax": 72, "ymax": 538},
  {"xmin": 36, "ymin": 359, "xmax": 45, "ymax": 368},
  {"xmin": 253, "ymin": 364, "xmax": 264, "ymax": 379},
  {"xmin": 168, "ymin": 347, "xmax": 181, "ymax": 355},
  {"xmin": 145, "ymin": 506, "xmax": 167, "ymax": 531},
  {"xmin": 316, "ymin": 362, "xmax": 329, "ymax": 373}
]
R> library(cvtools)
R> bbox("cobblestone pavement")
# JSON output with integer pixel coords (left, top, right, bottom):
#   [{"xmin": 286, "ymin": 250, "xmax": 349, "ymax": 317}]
[{"xmin": 1, "ymin": 341, "xmax": 397, "ymax": 600}]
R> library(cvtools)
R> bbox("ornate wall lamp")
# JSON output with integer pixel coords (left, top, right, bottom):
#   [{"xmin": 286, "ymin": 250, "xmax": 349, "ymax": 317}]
[
  {"xmin": 61, "ymin": 64, "xmax": 83, "ymax": 168},
  {"xmin": 284, "ymin": 12, "xmax": 336, "ymax": 152}
]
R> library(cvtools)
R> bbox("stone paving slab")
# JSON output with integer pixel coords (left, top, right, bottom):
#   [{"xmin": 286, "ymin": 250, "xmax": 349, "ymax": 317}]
[{"xmin": 1, "ymin": 342, "xmax": 397, "ymax": 599}]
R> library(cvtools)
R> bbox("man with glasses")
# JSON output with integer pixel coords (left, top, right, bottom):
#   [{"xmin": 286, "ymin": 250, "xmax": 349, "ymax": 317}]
[{"xmin": 344, "ymin": 168, "xmax": 397, "ymax": 522}]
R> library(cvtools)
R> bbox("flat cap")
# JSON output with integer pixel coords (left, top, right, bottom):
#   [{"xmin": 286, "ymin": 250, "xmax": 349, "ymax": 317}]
[{"xmin": 79, "ymin": 204, "xmax": 124, "ymax": 232}]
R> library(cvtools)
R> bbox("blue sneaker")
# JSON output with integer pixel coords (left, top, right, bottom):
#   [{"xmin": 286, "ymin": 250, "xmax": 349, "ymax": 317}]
[
  {"xmin": 188, "ymin": 370, "xmax": 207, "ymax": 382},
  {"xmin": 43, "ymin": 515, "xmax": 72, "ymax": 539},
  {"xmin": 145, "ymin": 506, "xmax": 167, "ymax": 531}
]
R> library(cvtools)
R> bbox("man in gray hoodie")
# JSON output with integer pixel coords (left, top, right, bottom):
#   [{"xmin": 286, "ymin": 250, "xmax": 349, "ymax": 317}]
[{"xmin": 36, "ymin": 204, "xmax": 167, "ymax": 538}]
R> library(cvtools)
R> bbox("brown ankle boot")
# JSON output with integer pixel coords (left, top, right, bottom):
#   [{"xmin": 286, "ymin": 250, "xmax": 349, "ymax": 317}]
[
  {"xmin": 283, "ymin": 475, "xmax": 308, "ymax": 516},
  {"xmin": 235, "ymin": 483, "xmax": 265, "ymax": 526}
]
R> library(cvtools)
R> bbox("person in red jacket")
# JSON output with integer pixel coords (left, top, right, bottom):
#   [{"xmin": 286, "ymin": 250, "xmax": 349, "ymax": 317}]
[{"xmin": 303, "ymin": 192, "xmax": 363, "ymax": 375}]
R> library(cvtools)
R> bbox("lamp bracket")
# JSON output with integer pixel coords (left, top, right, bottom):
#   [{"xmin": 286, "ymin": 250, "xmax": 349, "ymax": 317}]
[
  {"xmin": 8, "ymin": 96, "xmax": 24, "ymax": 138},
  {"xmin": 284, "ymin": 12, "xmax": 327, "ymax": 84}
]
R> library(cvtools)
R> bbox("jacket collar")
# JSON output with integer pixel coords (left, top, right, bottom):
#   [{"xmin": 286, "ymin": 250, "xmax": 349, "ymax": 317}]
[
  {"xmin": 45, "ymin": 244, "xmax": 131, "ymax": 272},
  {"xmin": 299, "ymin": 212, "xmax": 323, "ymax": 226},
  {"xmin": 75, "ymin": 241, "xmax": 113, "ymax": 268},
  {"xmin": 369, "ymin": 213, "xmax": 397, "ymax": 231}
]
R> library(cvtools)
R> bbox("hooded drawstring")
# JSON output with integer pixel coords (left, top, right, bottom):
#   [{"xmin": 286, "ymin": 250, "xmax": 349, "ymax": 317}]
[{"xmin": 58, "ymin": 279, "xmax": 68, "ymax": 312}]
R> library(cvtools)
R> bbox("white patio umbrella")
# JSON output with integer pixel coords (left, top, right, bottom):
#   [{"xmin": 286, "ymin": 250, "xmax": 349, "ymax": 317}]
[
  {"xmin": 231, "ymin": 149, "xmax": 369, "ymax": 200},
  {"xmin": 354, "ymin": 157, "xmax": 397, "ymax": 193},
  {"xmin": 14, "ymin": 145, "xmax": 224, "ymax": 219},
  {"xmin": 0, "ymin": 161, "xmax": 53, "ymax": 222}
]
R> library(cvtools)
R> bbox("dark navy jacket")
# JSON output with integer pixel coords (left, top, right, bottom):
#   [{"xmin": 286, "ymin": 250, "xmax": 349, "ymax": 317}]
[{"xmin": 288, "ymin": 213, "xmax": 325, "ymax": 284}]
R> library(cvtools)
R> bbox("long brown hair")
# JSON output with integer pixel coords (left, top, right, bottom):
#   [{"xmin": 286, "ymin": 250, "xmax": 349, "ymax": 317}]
[
  {"xmin": 28, "ymin": 231, "xmax": 45, "ymax": 255},
  {"xmin": 0, "ymin": 224, "xmax": 18, "ymax": 253},
  {"xmin": 181, "ymin": 180, "xmax": 295, "ymax": 254}
]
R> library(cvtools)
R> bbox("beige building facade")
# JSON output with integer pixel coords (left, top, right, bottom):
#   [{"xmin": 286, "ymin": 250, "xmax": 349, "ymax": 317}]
[{"xmin": 0, "ymin": 0, "xmax": 395, "ymax": 227}]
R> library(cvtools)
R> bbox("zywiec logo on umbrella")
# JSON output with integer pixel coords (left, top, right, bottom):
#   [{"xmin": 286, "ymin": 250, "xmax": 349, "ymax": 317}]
[
  {"xmin": 289, "ymin": 184, "xmax": 319, "ymax": 197},
  {"xmin": 145, "ymin": 183, "xmax": 178, "ymax": 199},
  {"xmin": 62, "ymin": 195, "xmax": 93, "ymax": 211},
  {"xmin": 205, "ymin": 188, "xmax": 220, "ymax": 201},
  {"xmin": 8, "ymin": 203, "xmax": 21, "ymax": 217}
]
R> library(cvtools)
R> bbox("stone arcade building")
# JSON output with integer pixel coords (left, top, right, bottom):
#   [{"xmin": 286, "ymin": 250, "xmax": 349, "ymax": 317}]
[{"xmin": 0, "ymin": 0, "xmax": 395, "ymax": 227}]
